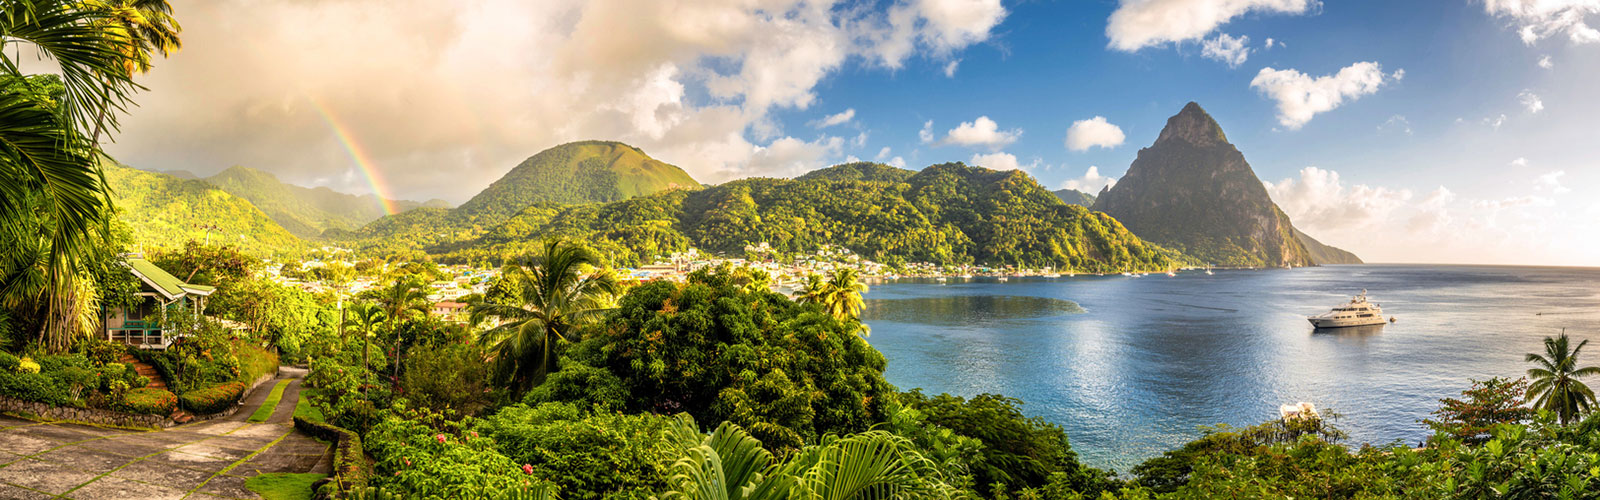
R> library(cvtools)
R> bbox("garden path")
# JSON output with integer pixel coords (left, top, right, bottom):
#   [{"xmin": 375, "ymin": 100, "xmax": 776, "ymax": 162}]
[{"xmin": 0, "ymin": 368, "xmax": 330, "ymax": 499}]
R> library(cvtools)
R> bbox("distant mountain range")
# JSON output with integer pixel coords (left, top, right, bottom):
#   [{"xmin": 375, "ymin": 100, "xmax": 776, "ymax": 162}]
[
  {"xmin": 352, "ymin": 160, "xmax": 1178, "ymax": 271},
  {"xmin": 1092, "ymin": 102, "xmax": 1360, "ymax": 267},
  {"xmin": 204, "ymin": 166, "xmax": 450, "ymax": 238},
  {"xmin": 109, "ymin": 122, "xmax": 1361, "ymax": 268},
  {"xmin": 1052, "ymin": 189, "xmax": 1095, "ymax": 208},
  {"xmin": 105, "ymin": 163, "xmax": 303, "ymax": 254}
]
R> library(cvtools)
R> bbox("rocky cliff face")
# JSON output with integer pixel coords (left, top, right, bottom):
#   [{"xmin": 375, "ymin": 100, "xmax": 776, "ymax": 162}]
[{"xmin": 1093, "ymin": 102, "xmax": 1357, "ymax": 267}]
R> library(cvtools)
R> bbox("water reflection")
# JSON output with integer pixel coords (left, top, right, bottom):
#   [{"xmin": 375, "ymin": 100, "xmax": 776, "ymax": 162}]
[{"xmin": 862, "ymin": 295, "xmax": 1085, "ymax": 326}]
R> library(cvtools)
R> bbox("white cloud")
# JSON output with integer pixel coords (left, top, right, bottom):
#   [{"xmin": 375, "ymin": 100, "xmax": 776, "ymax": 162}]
[
  {"xmin": 1249, "ymin": 61, "xmax": 1399, "ymax": 129},
  {"xmin": 101, "ymin": 0, "xmax": 1007, "ymax": 202},
  {"xmin": 1064, "ymin": 116, "xmax": 1127, "ymax": 151},
  {"xmin": 876, "ymin": 146, "xmax": 892, "ymax": 160},
  {"xmin": 1265, "ymin": 166, "xmax": 1414, "ymax": 233},
  {"xmin": 919, "ymin": 120, "xmax": 936, "ymax": 143},
  {"xmin": 1536, "ymin": 170, "xmax": 1572, "ymax": 194},
  {"xmin": 870, "ymin": 0, "xmax": 1008, "ymax": 68},
  {"xmin": 1378, "ymin": 114, "xmax": 1412, "ymax": 135},
  {"xmin": 1265, "ymin": 37, "xmax": 1276, "ymax": 48},
  {"xmin": 940, "ymin": 116, "xmax": 1021, "ymax": 148},
  {"xmin": 1518, "ymin": 90, "xmax": 1545, "ymax": 113},
  {"xmin": 1060, "ymin": 166, "xmax": 1117, "ymax": 193},
  {"xmin": 1201, "ymin": 33, "xmax": 1251, "ymax": 67},
  {"xmin": 1511, "ymin": 157, "xmax": 1529, "ymax": 167},
  {"xmin": 1483, "ymin": 0, "xmax": 1600, "ymax": 45},
  {"xmin": 969, "ymin": 152, "xmax": 1039, "ymax": 171},
  {"xmin": 1538, "ymin": 54, "xmax": 1554, "ymax": 68},
  {"xmin": 943, "ymin": 59, "xmax": 961, "ymax": 77},
  {"xmin": 749, "ymin": 136, "xmax": 846, "ymax": 178},
  {"xmin": 812, "ymin": 108, "xmax": 855, "ymax": 128},
  {"xmin": 888, "ymin": 156, "xmax": 907, "ymax": 168},
  {"xmin": 1106, "ymin": 0, "xmax": 1315, "ymax": 51},
  {"xmin": 1485, "ymin": 114, "xmax": 1509, "ymax": 130}
]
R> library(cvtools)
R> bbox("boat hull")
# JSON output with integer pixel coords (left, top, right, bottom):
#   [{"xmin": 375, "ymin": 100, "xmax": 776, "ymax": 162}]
[{"xmin": 1307, "ymin": 317, "xmax": 1387, "ymax": 328}]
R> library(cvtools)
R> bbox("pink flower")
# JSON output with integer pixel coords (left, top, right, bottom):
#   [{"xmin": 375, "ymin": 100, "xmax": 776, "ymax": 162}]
[
  {"xmin": 393, "ymin": 471, "xmax": 400, "ymax": 476},
  {"xmin": 404, "ymin": 457, "xmax": 411, "ymax": 466},
  {"xmin": 435, "ymin": 434, "xmax": 446, "ymax": 444},
  {"xmin": 521, "ymin": 464, "xmax": 534, "ymax": 475},
  {"xmin": 470, "ymin": 431, "xmax": 478, "ymax": 438}
]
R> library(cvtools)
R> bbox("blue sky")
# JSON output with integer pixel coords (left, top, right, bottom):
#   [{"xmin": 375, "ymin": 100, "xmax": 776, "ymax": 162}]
[{"xmin": 107, "ymin": 0, "xmax": 1600, "ymax": 265}]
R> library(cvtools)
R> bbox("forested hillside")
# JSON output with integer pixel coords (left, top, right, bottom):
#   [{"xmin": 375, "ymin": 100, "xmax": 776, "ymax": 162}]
[
  {"xmin": 104, "ymin": 163, "xmax": 303, "ymax": 254},
  {"xmin": 205, "ymin": 166, "xmax": 448, "ymax": 238},
  {"xmin": 352, "ymin": 162, "xmax": 1178, "ymax": 271},
  {"xmin": 453, "ymin": 140, "xmax": 701, "ymax": 224}
]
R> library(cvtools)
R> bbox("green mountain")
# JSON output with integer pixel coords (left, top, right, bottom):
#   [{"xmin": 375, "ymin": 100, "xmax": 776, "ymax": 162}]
[
  {"xmin": 204, "ymin": 166, "xmax": 450, "ymax": 239},
  {"xmin": 1092, "ymin": 102, "xmax": 1358, "ymax": 267},
  {"xmin": 1293, "ymin": 227, "xmax": 1364, "ymax": 265},
  {"xmin": 351, "ymin": 161, "xmax": 1179, "ymax": 272},
  {"xmin": 795, "ymin": 162, "xmax": 915, "ymax": 183},
  {"xmin": 1052, "ymin": 189, "xmax": 1095, "ymax": 208},
  {"xmin": 454, "ymin": 140, "xmax": 700, "ymax": 223},
  {"xmin": 104, "ymin": 163, "xmax": 302, "ymax": 255}
]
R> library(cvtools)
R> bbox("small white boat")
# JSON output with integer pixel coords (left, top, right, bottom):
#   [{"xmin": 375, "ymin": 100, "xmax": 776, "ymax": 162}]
[
  {"xmin": 997, "ymin": 276, "xmax": 1009, "ymax": 282},
  {"xmin": 1205, "ymin": 269, "xmax": 1214, "ymax": 275},
  {"xmin": 936, "ymin": 276, "xmax": 947, "ymax": 282},
  {"xmin": 1165, "ymin": 270, "xmax": 1177, "ymax": 277},
  {"xmin": 1308, "ymin": 290, "xmax": 1387, "ymax": 328}
]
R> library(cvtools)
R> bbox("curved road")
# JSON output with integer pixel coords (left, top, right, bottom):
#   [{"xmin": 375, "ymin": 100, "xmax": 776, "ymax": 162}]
[{"xmin": 0, "ymin": 368, "xmax": 330, "ymax": 499}]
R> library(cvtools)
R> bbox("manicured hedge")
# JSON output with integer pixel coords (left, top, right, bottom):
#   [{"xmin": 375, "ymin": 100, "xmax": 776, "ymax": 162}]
[
  {"xmin": 116, "ymin": 387, "xmax": 178, "ymax": 415},
  {"xmin": 180, "ymin": 380, "xmax": 248, "ymax": 414},
  {"xmin": 0, "ymin": 370, "xmax": 71, "ymax": 406},
  {"xmin": 294, "ymin": 416, "xmax": 368, "ymax": 496}
]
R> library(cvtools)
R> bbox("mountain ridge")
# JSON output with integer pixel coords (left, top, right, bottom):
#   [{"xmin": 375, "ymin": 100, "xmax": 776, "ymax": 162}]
[{"xmin": 1092, "ymin": 102, "xmax": 1359, "ymax": 267}]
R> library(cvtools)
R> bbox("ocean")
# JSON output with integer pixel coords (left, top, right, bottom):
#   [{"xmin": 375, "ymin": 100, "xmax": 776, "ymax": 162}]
[{"xmin": 861, "ymin": 264, "xmax": 1600, "ymax": 472}]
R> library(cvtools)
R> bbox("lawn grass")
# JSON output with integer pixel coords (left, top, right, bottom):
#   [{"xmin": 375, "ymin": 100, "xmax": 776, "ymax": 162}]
[
  {"xmin": 244, "ymin": 472, "xmax": 326, "ymax": 500},
  {"xmin": 293, "ymin": 387, "xmax": 324, "ymax": 424},
  {"xmin": 247, "ymin": 380, "xmax": 291, "ymax": 423}
]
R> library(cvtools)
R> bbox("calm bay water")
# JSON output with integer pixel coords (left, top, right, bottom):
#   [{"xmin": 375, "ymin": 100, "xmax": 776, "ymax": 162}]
[{"xmin": 862, "ymin": 264, "xmax": 1600, "ymax": 472}]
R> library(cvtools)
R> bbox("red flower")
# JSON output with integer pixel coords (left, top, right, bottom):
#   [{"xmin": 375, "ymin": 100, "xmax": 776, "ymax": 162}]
[
  {"xmin": 435, "ymin": 434, "xmax": 446, "ymax": 444},
  {"xmin": 521, "ymin": 464, "xmax": 534, "ymax": 475}
]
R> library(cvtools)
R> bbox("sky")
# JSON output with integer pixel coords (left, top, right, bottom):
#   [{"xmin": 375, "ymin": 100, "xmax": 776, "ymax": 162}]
[{"xmin": 85, "ymin": 0, "xmax": 1600, "ymax": 266}]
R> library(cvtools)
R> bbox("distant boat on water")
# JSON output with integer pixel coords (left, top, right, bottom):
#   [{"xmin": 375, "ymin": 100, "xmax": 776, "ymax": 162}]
[{"xmin": 1308, "ymin": 290, "xmax": 1387, "ymax": 328}]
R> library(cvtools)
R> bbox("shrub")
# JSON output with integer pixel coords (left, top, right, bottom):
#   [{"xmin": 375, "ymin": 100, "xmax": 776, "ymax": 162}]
[
  {"xmin": 400, "ymin": 343, "xmax": 494, "ymax": 418},
  {"xmin": 80, "ymin": 340, "xmax": 126, "ymax": 366},
  {"xmin": 0, "ymin": 351, "xmax": 18, "ymax": 371},
  {"xmin": 53, "ymin": 366, "xmax": 97, "ymax": 400},
  {"xmin": 17, "ymin": 357, "xmax": 40, "ymax": 374},
  {"xmin": 294, "ymin": 416, "xmax": 368, "ymax": 494},
  {"xmin": 0, "ymin": 371, "xmax": 70, "ymax": 405},
  {"xmin": 475, "ymin": 403, "xmax": 680, "ymax": 499},
  {"xmin": 116, "ymin": 387, "xmax": 178, "ymax": 415},
  {"xmin": 180, "ymin": 381, "xmax": 248, "ymax": 414},
  {"xmin": 364, "ymin": 409, "xmax": 555, "ymax": 497},
  {"xmin": 133, "ymin": 375, "xmax": 151, "ymax": 389}
]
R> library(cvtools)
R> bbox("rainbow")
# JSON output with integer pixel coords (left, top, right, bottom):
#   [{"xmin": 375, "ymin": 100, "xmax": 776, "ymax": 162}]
[{"xmin": 306, "ymin": 96, "xmax": 399, "ymax": 215}]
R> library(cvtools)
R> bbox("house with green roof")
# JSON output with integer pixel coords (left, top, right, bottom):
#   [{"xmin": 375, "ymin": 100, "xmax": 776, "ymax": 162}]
[{"xmin": 104, "ymin": 256, "xmax": 215, "ymax": 349}]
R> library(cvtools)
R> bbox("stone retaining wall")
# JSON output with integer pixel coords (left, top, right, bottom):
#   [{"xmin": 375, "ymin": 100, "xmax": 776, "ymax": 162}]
[
  {"xmin": 0, "ymin": 366, "xmax": 281, "ymax": 429},
  {"xmin": 0, "ymin": 395, "xmax": 167, "ymax": 428}
]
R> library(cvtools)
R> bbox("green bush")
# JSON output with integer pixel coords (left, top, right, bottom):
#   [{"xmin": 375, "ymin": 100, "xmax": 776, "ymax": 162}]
[
  {"xmin": 0, "ymin": 371, "xmax": 70, "ymax": 405},
  {"xmin": 180, "ymin": 380, "xmax": 248, "ymax": 414},
  {"xmin": 0, "ymin": 351, "xmax": 18, "ymax": 372},
  {"xmin": 400, "ymin": 343, "xmax": 494, "ymax": 418},
  {"xmin": 364, "ymin": 409, "xmax": 557, "ymax": 497},
  {"xmin": 476, "ymin": 403, "xmax": 679, "ymax": 499},
  {"xmin": 116, "ymin": 387, "xmax": 178, "ymax": 415}
]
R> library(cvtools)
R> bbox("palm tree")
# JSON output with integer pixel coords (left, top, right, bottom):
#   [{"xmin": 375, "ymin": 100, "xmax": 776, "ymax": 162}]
[
  {"xmin": 75, "ymin": 0, "xmax": 180, "ymax": 144},
  {"xmin": 469, "ymin": 239, "xmax": 617, "ymax": 391},
  {"xmin": 1526, "ymin": 332, "xmax": 1600, "ymax": 425},
  {"xmin": 822, "ymin": 267, "xmax": 868, "ymax": 321},
  {"xmin": 342, "ymin": 302, "xmax": 386, "ymax": 385},
  {"xmin": 796, "ymin": 273, "xmax": 826, "ymax": 305},
  {"xmin": 2, "ymin": 0, "xmax": 143, "ymax": 352},
  {"xmin": 361, "ymin": 276, "xmax": 429, "ymax": 383},
  {"xmin": 655, "ymin": 415, "xmax": 952, "ymax": 499}
]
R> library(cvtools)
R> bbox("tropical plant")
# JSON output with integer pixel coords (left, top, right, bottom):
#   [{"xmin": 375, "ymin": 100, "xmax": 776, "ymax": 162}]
[
  {"xmin": 75, "ymin": 0, "xmax": 180, "ymax": 143},
  {"xmin": 343, "ymin": 302, "xmax": 386, "ymax": 385},
  {"xmin": 821, "ymin": 268, "xmax": 867, "ymax": 321},
  {"xmin": 797, "ymin": 273, "xmax": 826, "ymax": 306},
  {"xmin": 469, "ymin": 239, "xmax": 617, "ymax": 391},
  {"xmin": 361, "ymin": 275, "xmax": 429, "ymax": 383},
  {"xmin": 2, "ymin": 0, "xmax": 144, "ymax": 352},
  {"xmin": 1422, "ymin": 376, "xmax": 1535, "ymax": 444},
  {"xmin": 654, "ymin": 415, "xmax": 957, "ymax": 499},
  {"xmin": 1525, "ymin": 332, "xmax": 1600, "ymax": 425}
]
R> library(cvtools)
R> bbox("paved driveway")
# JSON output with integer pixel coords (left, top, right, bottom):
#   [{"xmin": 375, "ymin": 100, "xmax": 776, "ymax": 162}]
[{"xmin": 0, "ymin": 373, "xmax": 331, "ymax": 499}]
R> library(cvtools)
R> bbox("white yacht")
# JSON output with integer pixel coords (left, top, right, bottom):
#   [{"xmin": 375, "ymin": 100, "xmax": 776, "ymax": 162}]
[{"xmin": 1308, "ymin": 290, "xmax": 1387, "ymax": 328}]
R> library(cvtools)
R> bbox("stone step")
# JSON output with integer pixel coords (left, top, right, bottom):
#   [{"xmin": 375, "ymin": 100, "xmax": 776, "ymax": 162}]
[{"xmin": 118, "ymin": 353, "xmax": 168, "ymax": 390}]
